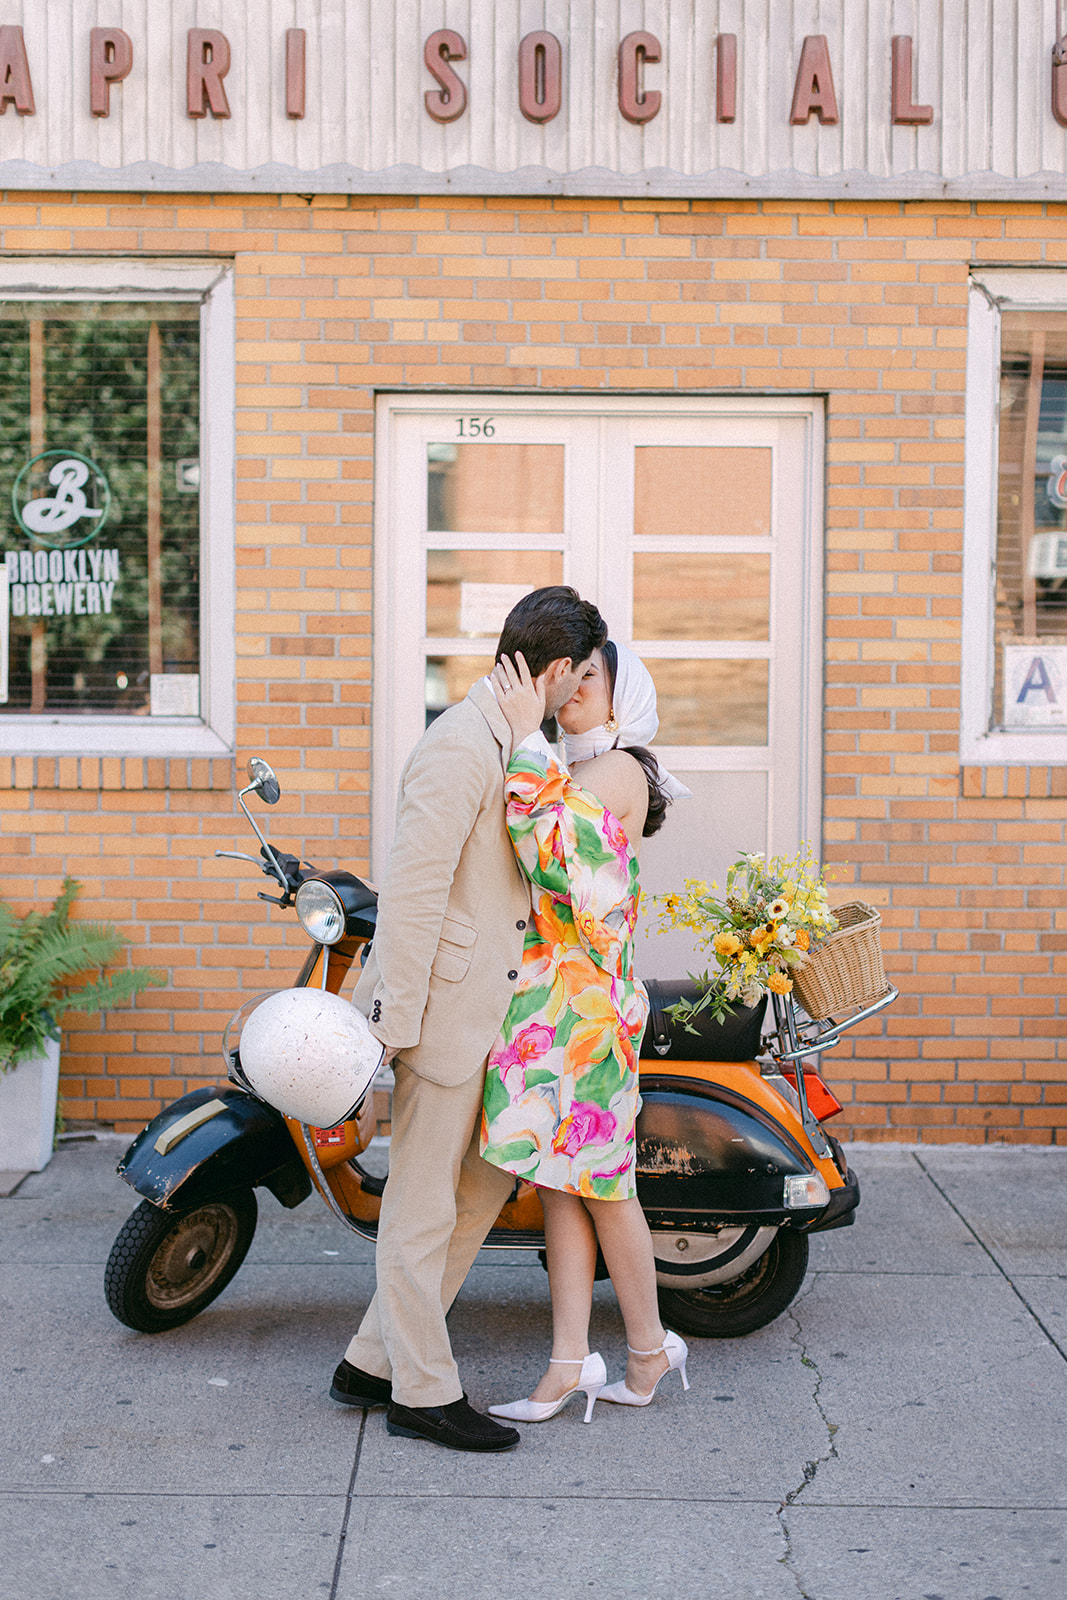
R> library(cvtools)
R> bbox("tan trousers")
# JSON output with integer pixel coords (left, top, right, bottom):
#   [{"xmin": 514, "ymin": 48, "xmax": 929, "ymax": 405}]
[{"xmin": 344, "ymin": 1059, "xmax": 514, "ymax": 1408}]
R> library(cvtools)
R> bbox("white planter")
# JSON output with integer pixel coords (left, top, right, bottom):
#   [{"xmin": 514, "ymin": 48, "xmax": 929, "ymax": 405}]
[{"xmin": 0, "ymin": 1035, "xmax": 62, "ymax": 1172}]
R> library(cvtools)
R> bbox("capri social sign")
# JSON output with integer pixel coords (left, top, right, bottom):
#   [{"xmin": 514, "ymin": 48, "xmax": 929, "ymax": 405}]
[{"xmin": 0, "ymin": 0, "xmax": 1062, "ymax": 198}]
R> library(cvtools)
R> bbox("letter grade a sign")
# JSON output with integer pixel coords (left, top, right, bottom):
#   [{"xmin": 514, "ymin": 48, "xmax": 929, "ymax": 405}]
[{"xmin": 0, "ymin": 23, "xmax": 949, "ymax": 129}]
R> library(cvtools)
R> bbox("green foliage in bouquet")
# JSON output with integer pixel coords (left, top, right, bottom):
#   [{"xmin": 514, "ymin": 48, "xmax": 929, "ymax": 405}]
[
  {"xmin": 0, "ymin": 877, "xmax": 163, "ymax": 1072},
  {"xmin": 654, "ymin": 848, "xmax": 838, "ymax": 1032}
]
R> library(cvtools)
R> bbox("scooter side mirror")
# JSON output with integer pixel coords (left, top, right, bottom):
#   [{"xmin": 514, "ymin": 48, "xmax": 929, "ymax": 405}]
[{"xmin": 246, "ymin": 756, "xmax": 282, "ymax": 805}]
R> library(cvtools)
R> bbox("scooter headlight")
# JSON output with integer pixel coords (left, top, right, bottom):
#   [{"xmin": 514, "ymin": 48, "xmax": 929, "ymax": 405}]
[
  {"xmin": 295, "ymin": 879, "xmax": 346, "ymax": 946},
  {"xmin": 783, "ymin": 1172, "xmax": 830, "ymax": 1209}
]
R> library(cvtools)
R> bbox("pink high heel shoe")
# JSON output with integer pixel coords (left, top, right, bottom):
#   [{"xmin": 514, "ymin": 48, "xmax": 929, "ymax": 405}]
[
  {"xmin": 597, "ymin": 1330, "xmax": 690, "ymax": 1406},
  {"xmin": 488, "ymin": 1353, "xmax": 607, "ymax": 1424}
]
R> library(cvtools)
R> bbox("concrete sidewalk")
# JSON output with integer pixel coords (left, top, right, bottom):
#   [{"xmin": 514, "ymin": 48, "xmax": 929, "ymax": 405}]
[{"xmin": 1, "ymin": 1138, "xmax": 1065, "ymax": 1600}]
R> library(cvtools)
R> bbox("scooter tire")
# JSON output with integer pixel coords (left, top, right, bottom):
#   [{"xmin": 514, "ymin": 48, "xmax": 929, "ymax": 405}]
[
  {"xmin": 104, "ymin": 1191, "xmax": 258, "ymax": 1333},
  {"xmin": 656, "ymin": 1227, "xmax": 809, "ymax": 1339}
]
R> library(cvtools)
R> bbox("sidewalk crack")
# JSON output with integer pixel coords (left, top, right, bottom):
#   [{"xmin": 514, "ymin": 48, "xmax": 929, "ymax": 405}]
[
  {"xmin": 777, "ymin": 1280, "xmax": 839, "ymax": 1599},
  {"xmin": 328, "ymin": 1409, "xmax": 367, "ymax": 1600},
  {"xmin": 913, "ymin": 1153, "xmax": 1067, "ymax": 1366}
]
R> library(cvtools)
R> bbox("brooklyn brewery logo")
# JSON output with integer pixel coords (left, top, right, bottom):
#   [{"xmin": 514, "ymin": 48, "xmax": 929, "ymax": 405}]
[{"xmin": 4, "ymin": 449, "xmax": 123, "ymax": 617}]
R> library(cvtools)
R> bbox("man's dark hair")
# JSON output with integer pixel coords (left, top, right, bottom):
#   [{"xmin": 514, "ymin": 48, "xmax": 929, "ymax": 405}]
[{"xmin": 496, "ymin": 586, "xmax": 607, "ymax": 679}]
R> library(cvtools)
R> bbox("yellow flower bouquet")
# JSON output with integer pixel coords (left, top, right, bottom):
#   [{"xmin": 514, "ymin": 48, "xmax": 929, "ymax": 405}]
[{"xmin": 654, "ymin": 848, "xmax": 838, "ymax": 1030}]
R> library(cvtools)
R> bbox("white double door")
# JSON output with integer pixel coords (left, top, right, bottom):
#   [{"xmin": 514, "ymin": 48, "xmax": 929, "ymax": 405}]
[{"xmin": 373, "ymin": 394, "xmax": 824, "ymax": 979}]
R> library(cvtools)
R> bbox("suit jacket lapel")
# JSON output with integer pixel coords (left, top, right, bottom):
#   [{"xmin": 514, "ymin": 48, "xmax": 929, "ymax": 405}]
[{"xmin": 469, "ymin": 677, "xmax": 513, "ymax": 768}]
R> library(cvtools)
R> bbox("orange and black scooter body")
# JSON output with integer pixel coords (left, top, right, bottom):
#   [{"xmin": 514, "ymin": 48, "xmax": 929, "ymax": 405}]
[
  {"xmin": 284, "ymin": 944, "xmax": 857, "ymax": 1247},
  {"xmin": 120, "ymin": 900, "xmax": 856, "ymax": 1247},
  {"xmin": 288, "ymin": 1051, "xmax": 857, "ymax": 1250},
  {"xmin": 633, "ymin": 1058, "xmax": 857, "ymax": 1233},
  {"xmin": 118, "ymin": 1083, "xmax": 311, "ymax": 1214}
]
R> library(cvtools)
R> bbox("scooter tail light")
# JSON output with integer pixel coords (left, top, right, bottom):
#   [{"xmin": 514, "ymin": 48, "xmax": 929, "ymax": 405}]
[
  {"xmin": 783, "ymin": 1172, "xmax": 831, "ymax": 1209},
  {"xmin": 781, "ymin": 1068, "xmax": 843, "ymax": 1122}
]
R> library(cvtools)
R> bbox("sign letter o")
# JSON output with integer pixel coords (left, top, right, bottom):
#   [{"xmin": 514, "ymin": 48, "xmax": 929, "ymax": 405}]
[{"xmin": 519, "ymin": 32, "xmax": 562, "ymax": 125}]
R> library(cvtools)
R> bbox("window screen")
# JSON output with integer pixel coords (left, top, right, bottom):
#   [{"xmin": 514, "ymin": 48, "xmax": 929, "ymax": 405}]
[{"xmin": 0, "ymin": 301, "xmax": 200, "ymax": 717}]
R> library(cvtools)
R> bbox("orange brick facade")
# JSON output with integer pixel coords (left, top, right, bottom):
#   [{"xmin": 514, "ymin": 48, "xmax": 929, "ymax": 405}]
[{"xmin": 1, "ymin": 190, "xmax": 1064, "ymax": 1142}]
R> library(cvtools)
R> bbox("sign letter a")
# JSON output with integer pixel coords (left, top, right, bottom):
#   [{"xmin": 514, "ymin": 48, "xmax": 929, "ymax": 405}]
[
  {"xmin": 0, "ymin": 26, "xmax": 35, "ymax": 116},
  {"xmin": 790, "ymin": 35, "xmax": 838, "ymax": 125},
  {"xmin": 1017, "ymin": 656, "xmax": 1057, "ymax": 704}
]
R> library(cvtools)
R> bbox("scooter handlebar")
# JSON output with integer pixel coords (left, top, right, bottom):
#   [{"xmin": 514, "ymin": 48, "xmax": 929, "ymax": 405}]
[
  {"xmin": 259, "ymin": 844, "xmax": 309, "ymax": 888},
  {"xmin": 214, "ymin": 842, "xmax": 316, "ymax": 908}
]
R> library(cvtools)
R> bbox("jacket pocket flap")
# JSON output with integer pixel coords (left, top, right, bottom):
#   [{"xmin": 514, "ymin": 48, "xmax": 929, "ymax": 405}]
[{"xmin": 438, "ymin": 914, "xmax": 477, "ymax": 950}]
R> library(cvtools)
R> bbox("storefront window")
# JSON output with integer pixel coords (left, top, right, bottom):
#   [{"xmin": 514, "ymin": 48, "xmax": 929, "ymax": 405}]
[
  {"xmin": 995, "ymin": 312, "xmax": 1067, "ymax": 731},
  {"xmin": 963, "ymin": 273, "xmax": 1067, "ymax": 763},
  {"xmin": 0, "ymin": 302, "xmax": 200, "ymax": 717}
]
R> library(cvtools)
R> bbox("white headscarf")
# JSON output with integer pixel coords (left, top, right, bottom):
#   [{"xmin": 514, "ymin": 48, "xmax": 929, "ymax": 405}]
[{"xmin": 562, "ymin": 640, "xmax": 691, "ymax": 802}]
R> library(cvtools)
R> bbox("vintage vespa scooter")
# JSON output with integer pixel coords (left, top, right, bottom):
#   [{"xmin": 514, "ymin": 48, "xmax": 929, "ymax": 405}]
[{"xmin": 105, "ymin": 758, "xmax": 895, "ymax": 1341}]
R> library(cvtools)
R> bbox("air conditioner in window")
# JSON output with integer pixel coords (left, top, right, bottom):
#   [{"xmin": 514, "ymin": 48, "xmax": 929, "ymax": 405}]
[{"xmin": 1028, "ymin": 532, "xmax": 1067, "ymax": 583}]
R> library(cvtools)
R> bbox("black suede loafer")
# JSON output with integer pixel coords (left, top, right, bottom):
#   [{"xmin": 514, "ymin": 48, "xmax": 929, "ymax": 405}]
[
  {"xmin": 330, "ymin": 1360, "xmax": 392, "ymax": 1408},
  {"xmin": 386, "ymin": 1395, "xmax": 520, "ymax": 1452}
]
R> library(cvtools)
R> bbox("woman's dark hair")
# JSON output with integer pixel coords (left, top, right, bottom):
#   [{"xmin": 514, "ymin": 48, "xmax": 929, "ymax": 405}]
[
  {"xmin": 601, "ymin": 639, "xmax": 671, "ymax": 838},
  {"xmin": 496, "ymin": 586, "xmax": 607, "ymax": 678}
]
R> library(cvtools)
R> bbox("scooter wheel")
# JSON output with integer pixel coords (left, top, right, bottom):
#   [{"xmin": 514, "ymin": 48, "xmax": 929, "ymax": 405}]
[
  {"xmin": 104, "ymin": 1190, "xmax": 258, "ymax": 1333},
  {"xmin": 656, "ymin": 1227, "xmax": 809, "ymax": 1339}
]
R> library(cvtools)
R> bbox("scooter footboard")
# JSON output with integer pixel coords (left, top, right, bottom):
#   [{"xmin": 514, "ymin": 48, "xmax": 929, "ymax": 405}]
[{"xmin": 118, "ymin": 1085, "xmax": 311, "ymax": 1212}]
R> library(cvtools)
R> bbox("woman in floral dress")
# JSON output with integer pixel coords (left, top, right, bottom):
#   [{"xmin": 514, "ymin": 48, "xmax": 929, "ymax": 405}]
[{"xmin": 481, "ymin": 642, "xmax": 693, "ymax": 1421}]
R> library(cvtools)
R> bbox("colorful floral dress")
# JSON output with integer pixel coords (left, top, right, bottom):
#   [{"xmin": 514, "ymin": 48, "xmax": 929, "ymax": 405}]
[{"xmin": 480, "ymin": 738, "xmax": 649, "ymax": 1201}]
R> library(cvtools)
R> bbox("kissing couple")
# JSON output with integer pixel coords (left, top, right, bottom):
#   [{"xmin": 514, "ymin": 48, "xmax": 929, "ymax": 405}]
[{"xmin": 330, "ymin": 586, "xmax": 690, "ymax": 1451}]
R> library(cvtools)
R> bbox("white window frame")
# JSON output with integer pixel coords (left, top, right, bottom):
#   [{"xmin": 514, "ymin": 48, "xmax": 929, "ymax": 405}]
[
  {"xmin": 0, "ymin": 258, "xmax": 235, "ymax": 759},
  {"xmin": 963, "ymin": 269, "xmax": 1067, "ymax": 766}
]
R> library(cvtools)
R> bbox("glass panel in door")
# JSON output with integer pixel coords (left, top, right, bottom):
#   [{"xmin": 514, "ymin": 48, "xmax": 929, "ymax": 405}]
[
  {"xmin": 426, "ymin": 549, "xmax": 564, "ymax": 639},
  {"xmin": 646, "ymin": 659, "xmax": 770, "ymax": 746},
  {"xmin": 633, "ymin": 446, "xmax": 773, "ymax": 538},
  {"xmin": 428, "ymin": 443, "xmax": 565, "ymax": 533},
  {"xmin": 632, "ymin": 552, "xmax": 770, "ymax": 641}
]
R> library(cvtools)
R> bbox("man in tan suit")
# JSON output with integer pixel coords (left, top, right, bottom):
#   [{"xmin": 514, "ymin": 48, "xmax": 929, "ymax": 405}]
[{"xmin": 331, "ymin": 587, "xmax": 607, "ymax": 1452}]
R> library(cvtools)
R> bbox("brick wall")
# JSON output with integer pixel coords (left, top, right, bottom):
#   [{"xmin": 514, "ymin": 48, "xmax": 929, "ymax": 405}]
[{"xmin": 0, "ymin": 190, "xmax": 1063, "ymax": 1141}]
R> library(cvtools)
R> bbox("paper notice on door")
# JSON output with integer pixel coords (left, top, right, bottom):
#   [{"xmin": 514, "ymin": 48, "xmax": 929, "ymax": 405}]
[
  {"xmin": 0, "ymin": 569, "xmax": 8, "ymax": 703},
  {"xmin": 459, "ymin": 582, "xmax": 534, "ymax": 638},
  {"xmin": 1002, "ymin": 645, "xmax": 1067, "ymax": 727},
  {"xmin": 150, "ymin": 673, "xmax": 200, "ymax": 717}
]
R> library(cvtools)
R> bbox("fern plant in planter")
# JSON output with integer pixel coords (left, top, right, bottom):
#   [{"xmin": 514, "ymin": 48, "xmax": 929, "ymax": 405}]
[{"xmin": 0, "ymin": 877, "xmax": 161, "ymax": 1172}]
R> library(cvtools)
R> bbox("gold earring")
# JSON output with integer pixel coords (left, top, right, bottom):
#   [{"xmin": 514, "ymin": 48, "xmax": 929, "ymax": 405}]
[{"xmin": 604, "ymin": 708, "xmax": 618, "ymax": 734}]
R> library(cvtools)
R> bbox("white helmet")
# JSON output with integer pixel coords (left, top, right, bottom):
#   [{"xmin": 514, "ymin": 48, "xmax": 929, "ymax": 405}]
[{"xmin": 232, "ymin": 988, "xmax": 384, "ymax": 1127}]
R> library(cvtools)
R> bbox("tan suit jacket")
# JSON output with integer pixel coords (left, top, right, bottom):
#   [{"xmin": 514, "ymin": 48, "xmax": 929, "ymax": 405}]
[{"xmin": 353, "ymin": 679, "xmax": 531, "ymax": 1087}]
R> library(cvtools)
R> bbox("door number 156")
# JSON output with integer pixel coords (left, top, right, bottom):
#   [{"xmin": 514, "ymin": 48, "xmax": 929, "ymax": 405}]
[{"xmin": 455, "ymin": 416, "xmax": 495, "ymax": 437}]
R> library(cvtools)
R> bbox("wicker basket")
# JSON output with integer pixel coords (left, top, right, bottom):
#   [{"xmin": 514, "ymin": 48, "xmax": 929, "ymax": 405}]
[{"xmin": 791, "ymin": 900, "xmax": 888, "ymax": 1021}]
